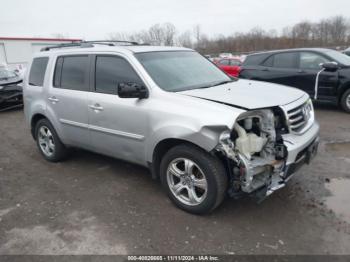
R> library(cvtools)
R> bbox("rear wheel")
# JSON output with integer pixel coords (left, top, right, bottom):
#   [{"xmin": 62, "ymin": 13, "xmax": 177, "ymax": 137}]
[
  {"xmin": 35, "ymin": 119, "xmax": 68, "ymax": 162},
  {"xmin": 160, "ymin": 144, "xmax": 228, "ymax": 214},
  {"xmin": 340, "ymin": 89, "xmax": 350, "ymax": 113}
]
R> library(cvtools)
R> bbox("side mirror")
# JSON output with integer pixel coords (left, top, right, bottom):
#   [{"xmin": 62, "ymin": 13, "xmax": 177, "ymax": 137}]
[
  {"xmin": 118, "ymin": 82, "xmax": 149, "ymax": 99},
  {"xmin": 321, "ymin": 62, "xmax": 339, "ymax": 72}
]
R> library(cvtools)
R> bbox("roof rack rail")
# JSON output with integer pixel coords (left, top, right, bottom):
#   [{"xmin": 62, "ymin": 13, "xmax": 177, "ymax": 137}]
[{"xmin": 40, "ymin": 40, "xmax": 145, "ymax": 51}]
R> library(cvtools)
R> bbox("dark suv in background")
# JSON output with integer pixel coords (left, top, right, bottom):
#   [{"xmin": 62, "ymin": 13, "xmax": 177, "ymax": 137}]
[{"xmin": 240, "ymin": 48, "xmax": 350, "ymax": 112}]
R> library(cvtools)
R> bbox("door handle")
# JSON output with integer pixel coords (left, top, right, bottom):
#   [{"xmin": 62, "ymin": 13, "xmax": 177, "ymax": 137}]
[
  {"xmin": 89, "ymin": 103, "xmax": 104, "ymax": 111},
  {"xmin": 261, "ymin": 68, "xmax": 269, "ymax": 71},
  {"xmin": 48, "ymin": 96, "xmax": 59, "ymax": 103}
]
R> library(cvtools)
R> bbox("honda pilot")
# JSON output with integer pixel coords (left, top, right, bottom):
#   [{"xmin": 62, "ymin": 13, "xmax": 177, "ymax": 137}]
[{"xmin": 24, "ymin": 41, "xmax": 320, "ymax": 214}]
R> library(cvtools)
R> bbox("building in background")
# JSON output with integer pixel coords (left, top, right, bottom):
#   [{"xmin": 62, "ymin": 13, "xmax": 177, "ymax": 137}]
[{"xmin": 0, "ymin": 37, "xmax": 81, "ymax": 72}]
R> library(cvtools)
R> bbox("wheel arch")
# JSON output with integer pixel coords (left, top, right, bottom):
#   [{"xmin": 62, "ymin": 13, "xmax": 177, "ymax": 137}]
[
  {"xmin": 149, "ymin": 138, "xmax": 218, "ymax": 180},
  {"xmin": 30, "ymin": 113, "xmax": 47, "ymax": 139},
  {"xmin": 338, "ymin": 82, "xmax": 350, "ymax": 104}
]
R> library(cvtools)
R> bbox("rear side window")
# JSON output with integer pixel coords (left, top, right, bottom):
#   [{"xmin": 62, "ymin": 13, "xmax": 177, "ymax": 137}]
[
  {"xmin": 243, "ymin": 54, "xmax": 266, "ymax": 66},
  {"xmin": 53, "ymin": 55, "xmax": 89, "ymax": 91},
  {"xmin": 95, "ymin": 56, "xmax": 143, "ymax": 94},
  {"xmin": 272, "ymin": 53, "xmax": 297, "ymax": 68},
  {"xmin": 29, "ymin": 57, "xmax": 49, "ymax": 86}
]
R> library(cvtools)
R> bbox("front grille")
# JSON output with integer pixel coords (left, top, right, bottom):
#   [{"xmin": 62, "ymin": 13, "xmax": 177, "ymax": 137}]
[{"xmin": 287, "ymin": 102, "xmax": 310, "ymax": 133}]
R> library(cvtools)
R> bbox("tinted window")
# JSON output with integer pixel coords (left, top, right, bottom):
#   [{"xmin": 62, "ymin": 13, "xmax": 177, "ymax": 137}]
[
  {"xmin": 243, "ymin": 54, "xmax": 266, "ymax": 66},
  {"xmin": 54, "ymin": 56, "xmax": 88, "ymax": 91},
  {"xmin": 53, "ymin": 57, "xmax": 63, "ymax": 87},
  {"xmin": 29, "ymin": 57, "xmax": 49, "ymax": 86},
  {"xmin": 219, "ymin": 59, "xmax": 230, "ymax": 65},
  {"xmin": 272, "ymin": 53, "xmax": 297, "ymax": 68},
  {"xmin": 299, "ymin": 52, "xmax": 330, "ymax": 70},
  {"xmin": 262, "ymin": 56, "xmax": 274, "ymax": 67},
  {"xmin": 95, "ymin": 56, "xmax": 143, "ymax": 94}
]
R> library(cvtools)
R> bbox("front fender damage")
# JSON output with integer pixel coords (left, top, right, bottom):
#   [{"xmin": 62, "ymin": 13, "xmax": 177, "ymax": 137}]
[{"xmin": 215, "ymin": 109, "xmax": 289, "ymax": 202}]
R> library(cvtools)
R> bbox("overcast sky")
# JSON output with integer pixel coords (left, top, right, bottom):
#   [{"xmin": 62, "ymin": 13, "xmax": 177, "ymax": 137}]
[{"xmin": 1, "ymin": 0, "xmax": 349, "ymax": 40}]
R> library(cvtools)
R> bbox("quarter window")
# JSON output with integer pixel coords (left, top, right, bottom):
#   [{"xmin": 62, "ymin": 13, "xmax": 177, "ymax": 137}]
[
  {"xmin": 299, "ymin": 52, "xmax": 330, "ymax": 70},
  {"xmin": 95, "ymin": 56, "xmax": 143, "ymax": 94},
  {"xmin": 53, "ymin": 55, "xmax": 89, "ymax": 91},
  {"xmin": 29, "ymin": 57, "xmax": 49, "ymax": 86}
]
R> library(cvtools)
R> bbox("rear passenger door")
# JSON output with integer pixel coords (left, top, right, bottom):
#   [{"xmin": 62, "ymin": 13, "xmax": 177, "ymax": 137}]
[
  {"xmin": 260, "ymin": 52, "xmax": 299, "ymax": 87},
  {"xmin": 47, "ymin": 55, "xmax": 91, "ymax": 149},
  {"xmin": 87, "ymin": 54, "xmax": 149, "ymax": 164}
]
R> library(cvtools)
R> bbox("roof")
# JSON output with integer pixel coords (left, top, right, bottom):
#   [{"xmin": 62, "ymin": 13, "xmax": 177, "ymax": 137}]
[
  {"xmin": 248, "ymin": 48, "xmax": 334, "ymax": 56},
  {"xmin": 0, "ymin": 37, "xmax": 81, "ymax": 42},
  {"xmin": 39, "ymin": 44, "xmax": 192, "ymax": 55}
]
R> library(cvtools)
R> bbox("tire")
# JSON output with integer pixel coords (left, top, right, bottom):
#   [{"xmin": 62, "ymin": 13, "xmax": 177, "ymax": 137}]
[
  {"xmin": 160, "ymin": 144, "xmax": 228, "ymax": 215},
  {"xmin": 340, "ymin": 89, "xmax": 350, "ymax": 113},
  {"xmin": 35, "ymin": 118, "xmax": 68, "ymax": 162}
]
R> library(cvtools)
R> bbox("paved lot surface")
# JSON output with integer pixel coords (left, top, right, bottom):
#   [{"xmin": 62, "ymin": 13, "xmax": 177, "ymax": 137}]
[{"xmin": 0, "ymin": 104, "xmax": 349, "ymax": 255}]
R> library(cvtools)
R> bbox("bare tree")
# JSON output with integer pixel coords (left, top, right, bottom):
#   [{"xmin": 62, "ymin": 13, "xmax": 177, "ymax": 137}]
[{"xmin": 107, "ymin": 15, "xmax": 350, "ymax": 54}]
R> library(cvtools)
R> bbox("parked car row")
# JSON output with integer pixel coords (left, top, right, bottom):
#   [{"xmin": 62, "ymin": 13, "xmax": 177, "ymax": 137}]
[{"xmin": 237, "ymin": 48, "xmax": 350, "ymax": 113}]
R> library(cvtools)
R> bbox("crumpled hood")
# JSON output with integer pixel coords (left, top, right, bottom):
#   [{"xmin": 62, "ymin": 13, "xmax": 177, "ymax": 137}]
[{"xmin": 179, "ymin": 79, "xmax": 307, "ymax": 109}]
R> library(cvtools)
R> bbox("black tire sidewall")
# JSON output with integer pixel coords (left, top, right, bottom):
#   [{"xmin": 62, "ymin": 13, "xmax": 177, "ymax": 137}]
[
  {"xmin": 160, "ymin": 145, "xmax": 226, "ymax": 214},
  {"xmin": 341, "ymin": 90, "xmax": 350, "ymax": 113}
]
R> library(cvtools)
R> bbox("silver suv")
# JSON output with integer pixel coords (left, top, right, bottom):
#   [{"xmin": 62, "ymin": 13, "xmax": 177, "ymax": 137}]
[{"xmin": 24, "ymin": 41, "xmax": 319, "ymax": 214}]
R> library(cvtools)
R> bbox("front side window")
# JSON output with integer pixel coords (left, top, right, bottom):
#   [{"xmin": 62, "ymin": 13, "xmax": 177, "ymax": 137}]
[
  {"xmin": 95, "ymin": 56, "xmax": 143, "ymax": 94},
  {"xmin": 299, "ymin": 52, "xmax": 330, "ymax": 70},
  {"xmin": 53, "ymin": 55, "xmax": 89, "ymax": 91},
  {"xmin": 272, "ymin": 52, "xmax": 298, "ymax": 68},
  {"xmin": 29, "ymin": 57, "xmax": 49, "ymax": 86},
  {"xmin": 135, "ymin": 51, "xmax": 231, "ymax": 92}
]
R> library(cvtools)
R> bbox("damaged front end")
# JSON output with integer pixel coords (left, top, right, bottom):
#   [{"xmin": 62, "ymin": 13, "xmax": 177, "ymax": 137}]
[{"xmin": 216, "ymin": 108, "xmax": 295, "ymax": 202}]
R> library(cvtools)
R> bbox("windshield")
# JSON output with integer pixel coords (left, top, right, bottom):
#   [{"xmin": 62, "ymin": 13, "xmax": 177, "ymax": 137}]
[
  {"xmin": 325, "ymin": 50, "xmax": 350, "ymax": 66},
  {"xmin": 0, "ymin": 69, "xmax": 17, "ymax": 79},
  {"xmin": 135, "ymin": 51, "xmax": 232, "ymax": 92}
]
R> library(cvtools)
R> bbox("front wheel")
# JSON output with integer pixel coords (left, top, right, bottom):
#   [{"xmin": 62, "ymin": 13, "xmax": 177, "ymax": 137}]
[
  {"xmin": 160, "ymin": 144, "xmax": 228, "ymax": 214},
  {"xmin": 340, "ymin": 89, "xmax": 350, "ymax": 113}
]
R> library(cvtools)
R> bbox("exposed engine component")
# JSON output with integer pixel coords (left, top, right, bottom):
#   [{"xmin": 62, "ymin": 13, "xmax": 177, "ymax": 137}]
[{"xmin": 217, "ymin": 109, "xmax": 287, "ymax": 194}]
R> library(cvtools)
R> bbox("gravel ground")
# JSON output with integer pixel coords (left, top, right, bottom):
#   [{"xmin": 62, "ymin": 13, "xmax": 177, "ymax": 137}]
[{"xmin": 0, "ymin": 104, "xmax": 349, "ymax": 255}]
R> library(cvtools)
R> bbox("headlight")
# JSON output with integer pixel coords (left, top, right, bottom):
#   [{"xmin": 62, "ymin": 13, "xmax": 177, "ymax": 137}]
[{"xmin": 219, "ymin": 130, "xmax": 231, "ymax": 142}]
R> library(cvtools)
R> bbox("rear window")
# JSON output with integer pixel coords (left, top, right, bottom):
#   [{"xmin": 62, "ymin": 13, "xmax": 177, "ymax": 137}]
[
  {"xmin": 29, "ymin": 57, "xmax": 49, "ymax": 86},
  {"xmin": 53, "ymin": 55, "xmax": 89, "ymax": 91}
]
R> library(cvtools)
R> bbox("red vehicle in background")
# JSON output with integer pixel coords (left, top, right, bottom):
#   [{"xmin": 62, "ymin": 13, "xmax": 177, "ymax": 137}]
[{"xmin": 214, "ymin": 58, "xmax": 242, "ymax": 77}]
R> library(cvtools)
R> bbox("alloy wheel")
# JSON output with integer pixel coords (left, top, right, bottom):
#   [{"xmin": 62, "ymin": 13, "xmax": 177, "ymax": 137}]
[
  {"xmin": 166, "ymin": 158, "xmax": 208, "ymax": 206},
  {"xmin": 38, "ymin": 126, "xmax": 55, "ymax": 157}
]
